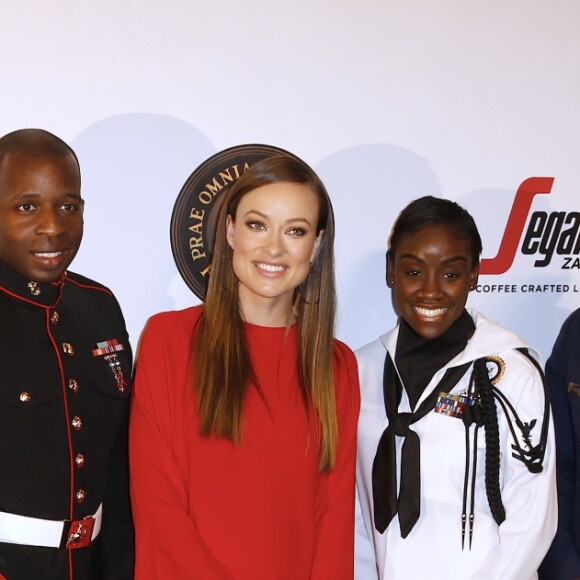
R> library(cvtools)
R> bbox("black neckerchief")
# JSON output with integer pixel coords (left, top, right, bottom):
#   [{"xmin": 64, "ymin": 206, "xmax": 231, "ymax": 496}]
[{"xmin": 372, "ymin": 310, "xmax": 475, "ymax": 538}]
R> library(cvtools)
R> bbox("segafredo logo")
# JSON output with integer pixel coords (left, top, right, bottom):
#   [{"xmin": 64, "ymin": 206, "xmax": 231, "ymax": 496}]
[{"xmin": 480, "ymin": 177, "xmax": 580, "ymax": 274}]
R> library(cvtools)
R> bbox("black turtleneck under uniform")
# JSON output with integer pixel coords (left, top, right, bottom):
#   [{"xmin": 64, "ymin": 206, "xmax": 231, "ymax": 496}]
[
  {"xmin": 0, "ymin": 259, "xmax": 134, "ymax": 579},
  {"xmin": 395, "ymin": 311, "xmax": 475, "ymax": 410}
]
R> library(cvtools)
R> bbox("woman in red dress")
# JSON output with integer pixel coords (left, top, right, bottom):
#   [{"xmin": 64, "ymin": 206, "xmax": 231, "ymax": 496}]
[{"xmin": 129, "ymin": 154, "xmax": 360, "ymax": 579}]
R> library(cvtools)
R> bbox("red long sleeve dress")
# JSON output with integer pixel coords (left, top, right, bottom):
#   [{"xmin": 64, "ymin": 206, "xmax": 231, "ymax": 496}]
[{"xmin": 129, "ymin": 305, "xmax": 360, "ymax": 579}]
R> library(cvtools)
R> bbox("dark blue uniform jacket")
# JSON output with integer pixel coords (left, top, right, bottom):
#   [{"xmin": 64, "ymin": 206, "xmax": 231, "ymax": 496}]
[
  {"xmin": 540, "ymin": 308, "xmax": 580, "ymax": 579},
  {"xmin": 0, "ymin": 259, "xmax": 134, "ymax": 579}
]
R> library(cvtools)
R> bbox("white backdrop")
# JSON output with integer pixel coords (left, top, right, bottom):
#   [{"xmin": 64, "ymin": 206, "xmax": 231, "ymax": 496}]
[{"xmin": 1, "ymin": 0, "xmax": 579, "ymax": 361}]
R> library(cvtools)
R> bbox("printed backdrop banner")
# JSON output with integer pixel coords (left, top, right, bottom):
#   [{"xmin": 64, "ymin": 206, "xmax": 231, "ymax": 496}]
[{"xmin": 1, "ymin": 1, "xmax": 578, "ymax": 360}]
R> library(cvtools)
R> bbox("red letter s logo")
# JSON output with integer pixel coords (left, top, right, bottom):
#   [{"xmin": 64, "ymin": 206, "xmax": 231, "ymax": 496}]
[{"xmin": 480, "ymin": 177, "xmax": 554, "ymax": 275}]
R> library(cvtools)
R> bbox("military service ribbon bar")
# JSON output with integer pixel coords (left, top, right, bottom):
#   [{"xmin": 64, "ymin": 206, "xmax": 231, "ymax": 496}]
[
  {"xmin": 435, "ymin": 391, "xmax": 474, "ymax": 418},
  {"xmin": 92, "ymin": 339, "xmax": 125, "ymax": 357}
]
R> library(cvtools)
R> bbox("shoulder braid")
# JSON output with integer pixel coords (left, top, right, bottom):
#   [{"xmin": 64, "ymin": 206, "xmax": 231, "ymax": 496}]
[{"xmin": 473, "ymin": 358, "xmax": 506, "ymax": 525}]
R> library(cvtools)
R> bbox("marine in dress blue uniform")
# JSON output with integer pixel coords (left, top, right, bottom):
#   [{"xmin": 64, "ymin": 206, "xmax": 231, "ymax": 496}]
[{"xmin": 0, "ymin": 129, "xmax": 133, "ymax": 579}]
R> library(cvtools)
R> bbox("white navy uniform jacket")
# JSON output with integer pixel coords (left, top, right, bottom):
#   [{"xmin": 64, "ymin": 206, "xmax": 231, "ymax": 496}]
[{"xmin": 355, "ymin": 309, "xmax": 557, "ymax": 580}]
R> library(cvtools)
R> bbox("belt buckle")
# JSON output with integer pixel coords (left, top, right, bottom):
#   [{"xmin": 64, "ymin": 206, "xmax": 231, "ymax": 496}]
[{"xmin": 65, "ymin": 516, "xmax": 95, "ymax": 549}]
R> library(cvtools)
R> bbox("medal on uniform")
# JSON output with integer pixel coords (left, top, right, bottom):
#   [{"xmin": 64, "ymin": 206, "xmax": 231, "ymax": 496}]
[
  {"xmin": 435, "ymin": 391, "xmax": 474, "ymax": 418},
  {"xmin": 92, "ymin": 339, "xmax": 128, "ymax": 392}
]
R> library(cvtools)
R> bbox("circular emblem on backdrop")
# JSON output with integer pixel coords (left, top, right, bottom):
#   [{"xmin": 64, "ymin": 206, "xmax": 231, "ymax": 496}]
[{"xmin": 170, "ymin": 144, "xmax": 302, "ymax": 300}]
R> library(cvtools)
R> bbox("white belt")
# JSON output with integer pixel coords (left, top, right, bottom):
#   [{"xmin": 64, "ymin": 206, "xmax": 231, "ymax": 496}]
[{"xmin": 0, "ymin": 504, "xmax": 102, "ymax": 550}]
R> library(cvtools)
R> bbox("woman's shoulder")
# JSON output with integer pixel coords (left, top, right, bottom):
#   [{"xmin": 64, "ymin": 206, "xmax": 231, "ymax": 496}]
[
  {"xmin": 333, "ymin": 339, "xmax": 359, "ymax": 386},
  {"xmin": 351, "ymin": 337, "xmax": 390, "ymax": 409},
  {"xmin": 466, "ymin": 309, "xmax": 541, "ymax": 367},
  {"xmin": 332, "ymin": 337, "xmax": 357, "ymax": 364},
  {"xmin": 331, "ymin": 339, "xmax": 361, "ymax": 419},
  {"xmin": 353, "ymin": 330, "xmax": 395, "ymax": 381},
  {"xmin": 141, "ymin": 304, "xmax": 203, "ymax": 343},
  {"xmin": 355, "ymin": 336, "xmax": 388, "ymax": 362}
]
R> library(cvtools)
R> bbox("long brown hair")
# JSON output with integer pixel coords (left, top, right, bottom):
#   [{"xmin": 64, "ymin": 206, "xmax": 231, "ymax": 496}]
[{"xmin": 194, "ymin": 154, "xmax": 338, "ymax": 471}]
